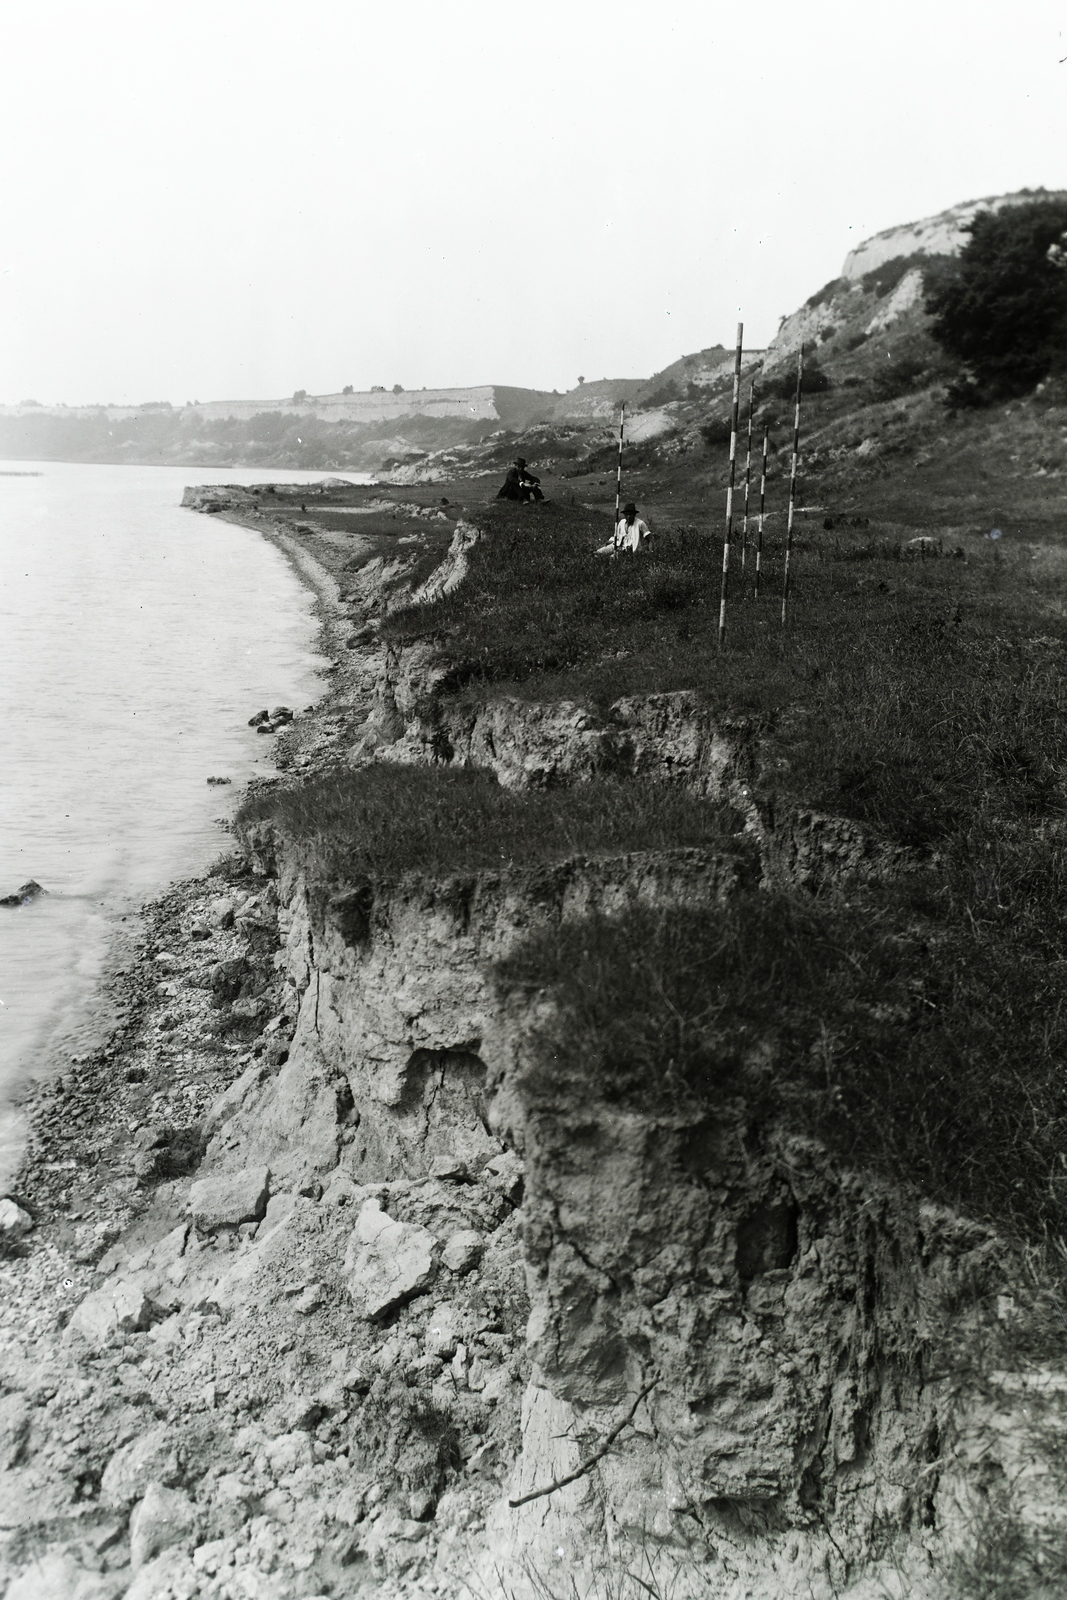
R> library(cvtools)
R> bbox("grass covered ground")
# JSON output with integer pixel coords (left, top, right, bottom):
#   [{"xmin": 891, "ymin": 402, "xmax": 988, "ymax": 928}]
[
  {"xmin": 381, "ymin": 498, "xmax": 1067, "ymax": 851},
  {"xmin": 494, "ymin": 892, "xmax": 1067, "ymax": 1243},
  {"xmin": 236, "ymin": 765, "xmax": 745, "ymax": 882}
]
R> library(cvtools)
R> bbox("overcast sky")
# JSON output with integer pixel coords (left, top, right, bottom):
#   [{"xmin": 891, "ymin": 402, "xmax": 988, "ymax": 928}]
[{"xmin": 2, "ymin": 0, "xmax": 1066, "ymax": 405}]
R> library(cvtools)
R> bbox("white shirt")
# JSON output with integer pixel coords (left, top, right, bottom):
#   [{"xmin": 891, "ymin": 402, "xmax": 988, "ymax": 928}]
[{"xmin": 614, "ymin": 516, "xmax": 651, "ymax": 552}]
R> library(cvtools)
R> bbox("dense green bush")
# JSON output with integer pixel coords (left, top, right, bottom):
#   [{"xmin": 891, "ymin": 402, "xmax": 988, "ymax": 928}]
[{"xmin": 925, "ymin": 199, "xmax": 1067, "ymax": 401}]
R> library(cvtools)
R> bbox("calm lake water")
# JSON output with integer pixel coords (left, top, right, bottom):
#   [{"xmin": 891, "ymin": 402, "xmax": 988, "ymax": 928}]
[{"xmin": 0, "ymin": 460, "xmax": 366, "ymax": 1186}]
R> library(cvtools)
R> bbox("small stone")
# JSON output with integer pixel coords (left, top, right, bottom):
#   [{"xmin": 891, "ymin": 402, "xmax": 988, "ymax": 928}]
[
  {"xmin": 206, "ymin": 776, "xmax": 232, "ymax": 786},
  {"xmin": 409, "ymin": 1488, "xmax": 436, "ymax": 1522},
  {"xmin": 269, "ymin": 706, "xmax": 293, "ymax": 723},
  {"xmin": 483, "ymin": 1151, "xmax": 523, "ymax": 1203},
  {"xmin": 424, "ymin": 1304, "xmax": 458, "ymax": 1359},
  {"xmin": 442, "ymin": 1229, "xmax": 483, "ymax": 1275},
  {"xmin": 0, "ymin": 1198, "xmax": 33, "ymax": 1240},
  {"xmin": 294, "ymin": 1283, "xmax": 324, "ymax": 1315},
  {"xmin": 247, "ymin": 710, "xmax": 270, "ymax": 727},
  {"xmin": 129, "ymin": 1481, "xmax": 196, "ymax": 1570},
  {"xmin": 189, "ymin": 920, "xmax": 211, "ymax": 940}
]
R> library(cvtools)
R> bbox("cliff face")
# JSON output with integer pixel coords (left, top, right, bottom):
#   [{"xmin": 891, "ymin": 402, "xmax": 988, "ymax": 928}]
[{"xmin": 5, "ymin": 498, "xmax": 1067, "ymax": 1600}]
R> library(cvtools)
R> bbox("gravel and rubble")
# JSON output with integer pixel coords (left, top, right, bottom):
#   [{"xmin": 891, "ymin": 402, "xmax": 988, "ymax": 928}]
[{"xmin": 1, "ymin": 853, "xmax": 530, "ymax": 1598}]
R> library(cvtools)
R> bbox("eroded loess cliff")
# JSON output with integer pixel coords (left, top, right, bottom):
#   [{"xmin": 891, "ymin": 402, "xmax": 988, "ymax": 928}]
[{"xmin": 4, "ymin": 497, "xmax": 1067, "ymax": 1600}]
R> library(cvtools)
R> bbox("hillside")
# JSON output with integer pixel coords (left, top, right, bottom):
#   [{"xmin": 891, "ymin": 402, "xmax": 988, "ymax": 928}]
[{"xmin": 4, "ymin": 190, "xmax": 1067, "ymax": 1600}]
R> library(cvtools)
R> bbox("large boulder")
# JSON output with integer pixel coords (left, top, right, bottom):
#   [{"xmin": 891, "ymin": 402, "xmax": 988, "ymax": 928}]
[
  {"xmin": 129, "ymin": 1481, "xmax": 196, "ymax": 1570},
  {"xmin": 344, "ymin": 1198, "xmax": 438, "ymax": 1319},
  {"xmin": 188, "ymin": 1166, "xmax": 270, "ymax": 1233}
]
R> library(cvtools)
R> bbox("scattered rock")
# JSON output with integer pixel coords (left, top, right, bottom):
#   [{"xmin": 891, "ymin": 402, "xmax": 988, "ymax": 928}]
[
  {"xmin": 0, "ymin": 1393, "xmax": 30, "ymax": 1470},
  {"xmin": 294, "ymin": 1282, "xmax": 324, "ymax": 1315},
  {"xmin": 124, "ymin": 1551, "xmax": 199, "ymax": 1600},
  {"xmin": 0, "ymin": 1198, "xmax": 33, "ymax": 1240},
  {"xmin": 101, "ymin": 1424, "xmax": 182, "ymax": 1508},
  {"xmin": 68, "ymin": 1280, "xmax": 160, "ymax": 1345},
  {"xmin": 0, "ymin": 880, "xmax": 46, "ymax": 909},
  {"xmin": 247, "ymin": 710, "xmax": 270, "ymax": 727},
  {"xmin": 425, "ymin": 1304, "xmax": 459, "ymax": 1358},
  {"xmin": 483, "ymin": 1150, "xmax": 523, "ymax": 1204},
  {"xmin": 4, "ymin": 1551, "xmax": 118, "ymax": 1600},
  {"xmin": 409, "ymin": 1488, "xmax": 436, "ymax": 1521},
  {"xmin": 207, "ymin": 897, "xmax": 235, "ymax": 930},
  {"xmin": 129, "ymin": 1481, "xmax": 197, "ymax": 1569},
  {"xmin": 188, "ymin": 1166, "xmax": 270, "ymax": 1232},
  {"xmin": 269, "ymin": 706, "xmax": 294, "ymax": 724},
  {"xmin": 265, "ymin": 1431, "xmax": 315, "ymax": 1476},
  {"xmin": 344, "ymin": 1198, "xmax": 438, "ymax": 1319},
  {"xmin": 206, "ymin": 776, "xmax": 232, "ymax": 786},
  {"xmin": 208, "ymin": 954, "xmax": 249, "ymax": 1002},
  {"xmin": 442, "ymin": 1229, "xmax": 484, "ymax": 1275}
]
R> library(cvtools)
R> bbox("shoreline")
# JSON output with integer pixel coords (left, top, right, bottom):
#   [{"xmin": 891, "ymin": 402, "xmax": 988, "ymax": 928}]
[{"xmin": 7, "ymin": 496, "xmax": 356, "ymax": 1220}]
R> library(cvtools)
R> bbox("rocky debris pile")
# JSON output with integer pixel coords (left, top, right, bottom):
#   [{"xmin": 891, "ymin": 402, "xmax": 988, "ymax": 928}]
[{"xmin": 1, "ymin": 1089, "xmax": 527, "ymax": 1595}]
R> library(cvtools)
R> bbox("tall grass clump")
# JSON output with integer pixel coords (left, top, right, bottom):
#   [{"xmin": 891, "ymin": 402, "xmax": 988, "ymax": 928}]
[
  {"xmin": 494, "ymin": 894, "xmax": 1067, "ymax": 1242},
  {"xmin": 236, "ymin": 765, "xmax": 743, "ymax": 884}
]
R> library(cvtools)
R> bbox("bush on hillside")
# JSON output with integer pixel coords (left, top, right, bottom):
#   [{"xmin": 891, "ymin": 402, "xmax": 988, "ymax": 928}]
[
  {"xmin": 765, "ymin": 355, "xmax": 831, "ymax": 400},
  {"xmin": 699, "ymin": 416, "xmax": 733, "ymax": 449},
  {"xmin": 925, "ymin": 199, "xmax": 1067, "ymax": 402},
  {"xmin": 860, "ymin": 252, "xmax": 929, "ymax": 300}
]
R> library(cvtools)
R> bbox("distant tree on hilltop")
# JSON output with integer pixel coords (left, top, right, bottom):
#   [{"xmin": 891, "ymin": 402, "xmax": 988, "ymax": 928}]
[{"xmin": 925, "ymin": 199, "xmax": 1067, "ymax": 402}]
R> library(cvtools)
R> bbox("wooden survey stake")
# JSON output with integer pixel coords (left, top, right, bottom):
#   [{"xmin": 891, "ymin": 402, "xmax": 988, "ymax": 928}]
[
  {"xmin": 717, "ymin": 323, "xmax": 744, "ymax": 652},
  {"xmin": 781, "ymin": 349, "xmax": 804, "ymax": 629}
]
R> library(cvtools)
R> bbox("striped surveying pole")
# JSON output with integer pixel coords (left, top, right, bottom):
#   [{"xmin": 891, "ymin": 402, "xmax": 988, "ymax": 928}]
[
  {"xmin": 740, "ymin": 380, "xmax": 756, "ymax": 574},
  {"xmin": 780, "ymin": 347, "xmax": 804, "ymax": 630},
  {"xmin": 717, "ymin": 322, "xmax": 744, "ymax": 652},
  {"xmin": 754, "ymin": 423, "xmax": 769, "ymax": 599},
  {"xmin": 613, "ymin": 401, "xmax": 626, "ymax": 539}
]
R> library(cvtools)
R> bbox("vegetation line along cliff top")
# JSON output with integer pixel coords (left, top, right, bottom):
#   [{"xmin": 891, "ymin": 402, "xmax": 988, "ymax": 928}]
[{"xmin": 4, "ymin": 191, "xmax": 1067, "ymax": 1600}]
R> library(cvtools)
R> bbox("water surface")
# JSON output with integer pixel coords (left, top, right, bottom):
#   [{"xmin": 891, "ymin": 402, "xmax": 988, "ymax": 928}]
[{"xmin": 0, "ymin": 460, "xmax": 365, "ymax": 1185}]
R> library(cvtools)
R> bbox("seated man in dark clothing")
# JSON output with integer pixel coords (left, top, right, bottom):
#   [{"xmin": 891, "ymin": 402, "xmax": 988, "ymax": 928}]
[{"xmin": 496, "ymin": 457, "xmax": 544, "ymax": 502}]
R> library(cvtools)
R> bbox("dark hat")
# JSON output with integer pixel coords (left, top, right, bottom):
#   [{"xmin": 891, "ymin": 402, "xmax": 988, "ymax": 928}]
[
  {"xmin": 515, "ymin": 457, "xmax": 526, "ymax": 467},
  {"xmin": 623, "ymin": 500, "xmax": 637, "ymax": 513}
]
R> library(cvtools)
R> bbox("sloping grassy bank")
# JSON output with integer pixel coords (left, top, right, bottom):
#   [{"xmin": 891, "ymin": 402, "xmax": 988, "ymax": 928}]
[
  {"xmin": 382, "ymin": 499, "xmax": 1067, "ymax": 851},
  {"xmin": 236, "ymin": 765, "xmax": 747, "ymax": 883},
  {"xmin": 240, "ymin": 492, "xmax": 1067, "ymax": 1251},
  {"xmin": 494, "ymin": 892, "xmax": 1067, "ymax": 1244}
]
